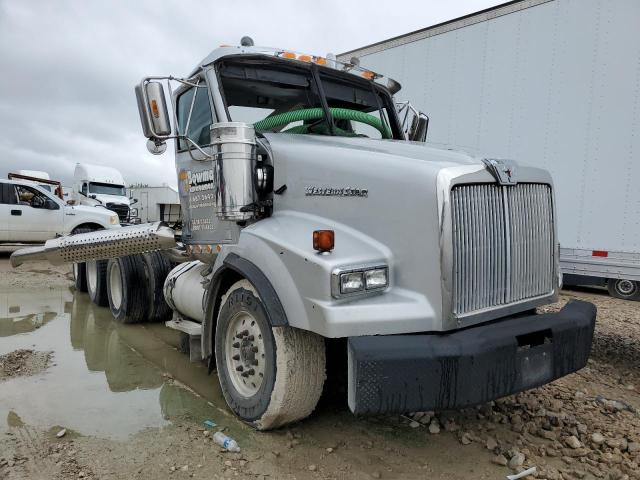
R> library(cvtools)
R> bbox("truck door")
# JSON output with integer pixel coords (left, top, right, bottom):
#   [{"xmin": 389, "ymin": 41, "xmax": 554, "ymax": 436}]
[
  {"xmin": 7, "ymin": 184, "xmax": 64, "ymax": 242},
  {"xmin": 175, "ymin": 77, "xmax": 215, "ymax": 243},
  {"xmin": 0, "ymin": 183, "xmax": 11, "ymax": 241}
]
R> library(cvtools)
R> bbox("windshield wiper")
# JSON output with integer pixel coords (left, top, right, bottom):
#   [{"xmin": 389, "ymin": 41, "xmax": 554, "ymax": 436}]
[{"xmin": 310, "ymin": 64, "xmax": 336, "ymax": 136}]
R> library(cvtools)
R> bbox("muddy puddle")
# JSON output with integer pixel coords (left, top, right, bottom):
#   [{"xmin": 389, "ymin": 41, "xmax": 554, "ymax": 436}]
[{"xmin": 0, "ymin": 285, "xmax": 238, "ymax": 440}]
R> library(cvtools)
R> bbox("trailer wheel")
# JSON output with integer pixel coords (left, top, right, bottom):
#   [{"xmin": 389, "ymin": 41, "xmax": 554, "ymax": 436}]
[
  {"xmin": 86, "ymin": 260, "xmax": 109, "ymax": 306},
  {"xmin": 607, "ymin": 279, "xmax": 640, "ymax": 301},
  {"xmin": 141, "ymin": 252, "xmax": 173, "ymax": 322},
  {"xmin": 214, "ymin": 279, "xmax": 326, "ymax": 430},
  {"xmin": 107, "ymin": 255, "xmax": 148, "ymax": 323},
  {"xmin": 71, "ymin": 226, "xmax": 93, "ymax": 292}
]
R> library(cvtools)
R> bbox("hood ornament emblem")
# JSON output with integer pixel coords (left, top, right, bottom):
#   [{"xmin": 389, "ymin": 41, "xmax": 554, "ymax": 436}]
[{"xmin": 482, "ymin": 158, "xmax": 518, "ymax": 185}]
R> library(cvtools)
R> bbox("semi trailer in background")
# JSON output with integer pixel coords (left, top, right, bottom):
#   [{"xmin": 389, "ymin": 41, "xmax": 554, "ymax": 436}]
[
  {"xmin": 339, "ymin": 0, "xmax": 640, "ymax": 300},
  {"xmin": 11, "ymin": 39, "xmax": 596, "ymax": 429},
  {"xmin": 127, "ymin": 185, "xmax": 181, "ymax": 227}
]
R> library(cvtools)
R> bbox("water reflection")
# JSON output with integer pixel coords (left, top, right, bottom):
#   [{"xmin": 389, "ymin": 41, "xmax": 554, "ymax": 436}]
[
  {"xmin": 0, "ymin": 287, "xmax": 73, "ymax": 337},
  {"xmin": 0, "ymin": 288, "xmax": 225, "ymax": 439}
]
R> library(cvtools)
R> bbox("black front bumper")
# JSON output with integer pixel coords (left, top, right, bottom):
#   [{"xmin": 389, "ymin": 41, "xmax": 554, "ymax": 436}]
[{"xmin": 347, "ymin": 300, "xmax": 596, "ymax": 414}]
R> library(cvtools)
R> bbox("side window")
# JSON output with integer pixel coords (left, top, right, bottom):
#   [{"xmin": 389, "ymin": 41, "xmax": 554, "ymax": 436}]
[
  {"xmin": 81, "ymin": 183, "xmax": 88, "ymax": 195},
  {"xmin": 1, "ymin": 183, "xmax": 17, "ymax": 205},
  {"xmin": 176, "ymin": 84, "xmax": 213, "ymax": 151},
  {"xmin": 14, "ymin": 185, "xmax": 48, "ymax": 208}
]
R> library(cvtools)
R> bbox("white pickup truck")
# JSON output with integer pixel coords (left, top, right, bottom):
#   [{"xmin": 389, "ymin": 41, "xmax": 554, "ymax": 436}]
[{"xmin": 0, "ymin": 178, "xmax": 120, "ymax": 243}]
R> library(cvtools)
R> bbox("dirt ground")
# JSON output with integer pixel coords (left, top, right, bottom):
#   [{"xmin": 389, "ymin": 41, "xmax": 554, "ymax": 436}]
[{"xmin": 0, "ymin": 251, "xmax": 638, "ymax": 480}]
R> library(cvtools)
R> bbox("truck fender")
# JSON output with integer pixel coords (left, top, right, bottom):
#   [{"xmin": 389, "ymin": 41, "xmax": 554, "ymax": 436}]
[{"xmin": 201, "ymin": 253, "xmax": 288, "ymax": 360}]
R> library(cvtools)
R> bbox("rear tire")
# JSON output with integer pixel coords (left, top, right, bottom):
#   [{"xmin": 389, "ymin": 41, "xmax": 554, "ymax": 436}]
[
  {"xmin": 71, "ymin": 226, "xmax": 93, "ymax": 293},
  {"xmin": 214, "ymin": 279, "xmax": 326, "ymax": 430},
  {"xmin": 73, "ymin": 263, "xmax": 88, "ymax": 293},
  {"xmin": 107, "ymin": 255, "xmax": 148, "ymax": 323},
  {"xmin": 141, "ymin": 251, "xmax": 173, "ymax": 322},
  {"xmin": 86, "ymin": 260, "xmax": 109, "ymax": 307},
  {"xmin": 607, "ymin": 278, "xmax": 640, "ymax": 301}
]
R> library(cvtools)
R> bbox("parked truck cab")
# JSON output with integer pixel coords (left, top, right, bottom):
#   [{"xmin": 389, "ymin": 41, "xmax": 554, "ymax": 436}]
[
  {"xmin": 73, "ymin": 163, "xmax": 131, "ymax": 223},
  {"xmin": 12, "ymin": 40, "xmax": 597, "ymax": 430}
]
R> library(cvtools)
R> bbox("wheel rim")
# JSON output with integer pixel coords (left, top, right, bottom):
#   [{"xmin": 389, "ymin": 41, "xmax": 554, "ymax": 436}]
[
  {"xmin": 109, "ymin": 262, "xmax": 123, "ymax": 309},
  {"xmin": 86, "ymin": 261, "xmax": 97, "ymax": 293},
  {"xmin": 225, "ymin": 310, "xmax": 266, "ymax": 397},
  {"xmin": 616, "ymin": 279, "xmax": 636, "ymax": 297}
]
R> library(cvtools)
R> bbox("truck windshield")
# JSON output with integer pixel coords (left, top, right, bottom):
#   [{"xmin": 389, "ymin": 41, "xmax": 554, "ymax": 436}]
[
  {"xmin": 89, "ymin": 182, "xmax": 126, "ymax": 196},
  {"xmin": 218, "ymin": 57, "xmax": 401, "ymax": 140}
]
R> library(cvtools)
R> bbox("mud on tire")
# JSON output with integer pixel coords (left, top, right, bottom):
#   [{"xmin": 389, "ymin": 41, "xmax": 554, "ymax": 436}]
[
  {"xmin": 107, "ymin": 255, "xmax": 148, "ymax": 324},
  {"xmin": 214, "ymin": 279, "xmax": 326, "ymax": 430}
]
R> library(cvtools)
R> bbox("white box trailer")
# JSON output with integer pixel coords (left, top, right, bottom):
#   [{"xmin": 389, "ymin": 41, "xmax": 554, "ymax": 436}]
[
  {"xmin": 127, "ymin": 185, "xmax": 181, "ymax": 226},
  {"xmin": 339, "ymin": 0, "xmax": 640, "ymax": 300}
]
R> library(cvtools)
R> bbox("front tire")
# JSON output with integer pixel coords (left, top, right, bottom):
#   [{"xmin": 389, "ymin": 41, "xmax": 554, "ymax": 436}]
[
  {"xmin": 608, "ymin": 278, "xmax": 640, "ymax": 301},
  {"xmin": 214, "ymin": 279, "xmax": 326, "ymax": 430}
]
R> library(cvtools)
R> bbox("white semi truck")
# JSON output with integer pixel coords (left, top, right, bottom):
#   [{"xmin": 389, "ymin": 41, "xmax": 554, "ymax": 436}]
[
  {"xmin": 72, "ymin": 163, "xmax": 131, "ymax": 223},
  {"xmin": 338, "ymin": 0, "xmax": 640, "ymax": 301},
  {"xmin": 11, "ymin": 39, "xmax": 596, "ymax": 430}
]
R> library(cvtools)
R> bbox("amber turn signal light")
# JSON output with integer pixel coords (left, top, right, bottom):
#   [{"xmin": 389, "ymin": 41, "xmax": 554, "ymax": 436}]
[{"xmin": 313, "ymin": 230, "xmax": 334, "ymax": 253}]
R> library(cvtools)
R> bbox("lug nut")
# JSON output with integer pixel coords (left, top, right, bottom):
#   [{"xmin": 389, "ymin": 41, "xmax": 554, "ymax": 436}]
[
  {"xmin": 247, "ymin": 335, "xmax": 254, "ymax": 341},
  {"xmin": 252, "ymin": 359, "xmax": 259, "ymax": 366},
  {"xmin": 251, "ymin": 346, "xmax": 259, "ymax": 353},
  {"xmin": 247, "ymin": 369, "xmax": 255, "ymax": 376},
  {"xmin": 232, "ymin": 342, "xmax": 240, "ymax": 348},
  {"xmin": 232, "ymin": 354, "xmax": 240, "ymax": 361},
  {"xmin": 241, "ymin": 330, "xmax": 249, "ymax": 336},
  {"xmin": 241, "ymin": 371, "xmax": 250, "ymax": 378},
  {"xmin": 236, "ymin": 366, "xmax": 244, "ymax": 372}
]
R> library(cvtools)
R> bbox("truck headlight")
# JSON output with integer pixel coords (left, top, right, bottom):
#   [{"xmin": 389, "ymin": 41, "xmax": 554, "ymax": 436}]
[
  {"xmin": 110, "ymin": 215, "xmax": 119, "ymax": 225},
  {"xmin": 340, "ymin": 272, "xmax": 364, "ymax": 294},
  {"xmin": 332, "ymin": 264, "xmax": 388, "ymax": 298},
  {"xmin": 364, "ymin": 268, "xmax": 388, "ymax": 290}
]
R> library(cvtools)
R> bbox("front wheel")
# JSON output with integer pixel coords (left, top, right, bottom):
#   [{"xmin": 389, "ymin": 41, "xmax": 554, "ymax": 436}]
[
  {"xmin": 608, "ymin": 278, "xmax": 640, "ymax": 301},
  {"xmin": 214, "ymin": 280, "xmax": 326, "ymax": 430}
]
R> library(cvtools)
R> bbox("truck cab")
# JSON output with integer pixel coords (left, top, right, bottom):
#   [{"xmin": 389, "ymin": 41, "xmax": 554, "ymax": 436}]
[
  {"xmin": 11, "ymin": 41, "xmax": 597, "ymax": 431},
  {"xmin": 73, "ymin": 163, "xmax": 131, "ymax": 223},
  {"xmin": 0, "ymin": 178, "xmax": 120, "ymax": 243}
]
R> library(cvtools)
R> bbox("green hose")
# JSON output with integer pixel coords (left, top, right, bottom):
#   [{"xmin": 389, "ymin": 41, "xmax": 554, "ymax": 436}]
[{"xmin": 253, "ymin": 107, "xmax": 392, "ymax": 139}]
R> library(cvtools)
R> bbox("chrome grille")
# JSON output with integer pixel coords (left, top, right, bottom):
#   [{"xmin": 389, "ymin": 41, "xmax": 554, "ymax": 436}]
[
  {"xmin": 451, "ymin": 183, "xmax": 554, "ymax": 315},
  {"xmin": 106, "ymin": 203, "xmax": 129, "ymax": 222}
]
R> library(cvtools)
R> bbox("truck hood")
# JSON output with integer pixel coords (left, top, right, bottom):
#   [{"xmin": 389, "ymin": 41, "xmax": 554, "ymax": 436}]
[
  {"xmin": 91, "ymin": 194, "xmax": 130, "ymax": 206},
  {"xmin": 67, "ymin": 204, "xmax": 116, "ymax": 218},
  {"xmin": 259, "ymin": 133, "xmax": 552, "ymax": 332},
  {"xmin": 262, "ymin": 133, "xmax": 486, "ymax": 171}
]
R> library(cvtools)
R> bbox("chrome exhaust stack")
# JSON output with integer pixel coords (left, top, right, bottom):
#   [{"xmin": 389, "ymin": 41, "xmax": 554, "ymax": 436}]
[{"xmin": 10, "ymin": 222, "xmax": 177, "ymax": 268}]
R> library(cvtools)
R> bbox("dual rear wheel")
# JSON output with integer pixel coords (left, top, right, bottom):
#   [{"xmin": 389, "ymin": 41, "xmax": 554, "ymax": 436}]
[{"xmin": 75, "ymin": 251, "xmax": 173, "ymax": 323}]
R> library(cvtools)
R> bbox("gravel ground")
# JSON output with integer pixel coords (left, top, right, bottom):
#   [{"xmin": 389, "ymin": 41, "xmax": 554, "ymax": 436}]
[
  {"xmin": 0, "ymin": 254, "xmax": 638, "ymax": 480},
  {"xmin": 0, "ymin": 349, "xmax": 52, "ymax": 381}
]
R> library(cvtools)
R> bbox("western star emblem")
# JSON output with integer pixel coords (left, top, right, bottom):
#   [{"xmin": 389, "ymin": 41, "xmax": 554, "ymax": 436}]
[
  {"xmin": 482, "ymin": 158, "xmax": 518, "ymax": 185},
  {"xmin": 304, "ymin": 186, "xmax": 368, "ymax": 197}
]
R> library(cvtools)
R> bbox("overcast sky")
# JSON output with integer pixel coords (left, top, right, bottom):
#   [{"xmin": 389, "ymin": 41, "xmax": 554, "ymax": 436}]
[{"xmin": 0, "ymin": 0, "xmax": 500, "ymax": 187}]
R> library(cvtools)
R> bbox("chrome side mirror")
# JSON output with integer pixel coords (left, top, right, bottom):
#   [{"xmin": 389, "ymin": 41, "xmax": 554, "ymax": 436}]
[
  {"xmin": 396, "ymin": 101, "xmax": 429, "ymax": 143},
  {"xmin": 408, "ymin": 114, "xmax": 429, "ymax": 142},
  {"xmin": 135, "ymin": 81, "xmax": 171, "ymax": 139}
]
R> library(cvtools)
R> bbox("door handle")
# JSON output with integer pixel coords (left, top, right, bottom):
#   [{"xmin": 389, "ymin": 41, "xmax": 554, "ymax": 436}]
[{"xmin": 11, "ymin": 210, "xmax": 22, "ymax": 216}]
